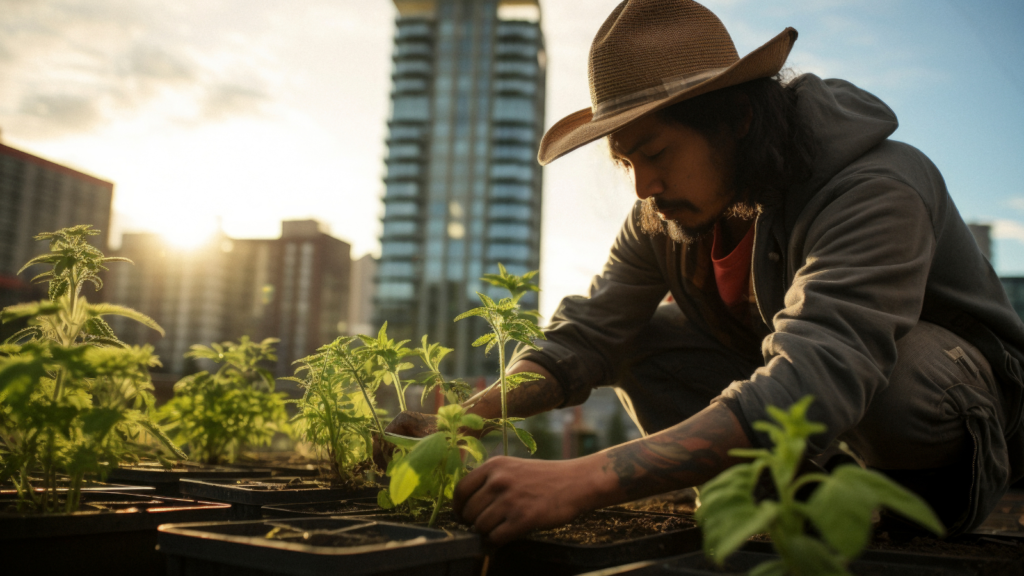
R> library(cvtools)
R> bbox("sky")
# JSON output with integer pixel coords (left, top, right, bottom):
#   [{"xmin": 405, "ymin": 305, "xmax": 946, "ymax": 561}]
[{"xmin": 1, "ymin": 0, "xmax": 1022, "ymax": 321}]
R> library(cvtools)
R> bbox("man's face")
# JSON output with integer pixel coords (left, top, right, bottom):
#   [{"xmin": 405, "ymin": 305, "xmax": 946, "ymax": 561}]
[{"xmin": 609, "ymin": 113, "xmax": 740, "ymax": 244}]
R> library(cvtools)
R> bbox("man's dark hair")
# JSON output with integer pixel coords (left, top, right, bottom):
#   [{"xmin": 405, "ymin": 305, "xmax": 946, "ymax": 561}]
[{"xmin": 657, "ymin": 73, "xmax": 815, "ymax": 212}]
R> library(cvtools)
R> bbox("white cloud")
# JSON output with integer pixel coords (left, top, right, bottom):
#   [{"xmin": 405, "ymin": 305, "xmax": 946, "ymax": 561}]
[{"xmin": 992, "ymin": 219, "xmax": 1024, "ymax": 243}]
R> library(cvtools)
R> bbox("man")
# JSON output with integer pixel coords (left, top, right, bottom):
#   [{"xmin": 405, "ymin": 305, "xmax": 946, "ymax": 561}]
[{"xmin": 386, "ymin": 0, "xmax": 1024, "ymax": 544}]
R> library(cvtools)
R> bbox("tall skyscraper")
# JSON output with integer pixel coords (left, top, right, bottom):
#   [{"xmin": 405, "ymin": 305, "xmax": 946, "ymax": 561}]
[
  {"xmin": 375, "ymin": 0, "xmax": 546, "ymax": 377},
  {"xmin": 0, "ymin": 141, "xmax": 113, "ymax": 313}
]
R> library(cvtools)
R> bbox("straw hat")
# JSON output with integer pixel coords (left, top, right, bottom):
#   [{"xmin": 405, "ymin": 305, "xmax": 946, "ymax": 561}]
[{"xmin": 538, "ymin": 0, "xmax": 797, "ymax": 165}]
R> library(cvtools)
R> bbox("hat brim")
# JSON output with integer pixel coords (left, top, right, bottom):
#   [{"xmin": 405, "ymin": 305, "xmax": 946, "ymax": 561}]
[{"xmin": 538, "ymin": 27, "xmax": 798, "ymax": 166}]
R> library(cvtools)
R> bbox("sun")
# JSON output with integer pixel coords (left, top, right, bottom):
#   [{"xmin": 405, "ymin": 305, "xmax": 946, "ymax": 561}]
[{"xmin": 155, "ymin": 217, "xmax": 222, "ymax": 250}]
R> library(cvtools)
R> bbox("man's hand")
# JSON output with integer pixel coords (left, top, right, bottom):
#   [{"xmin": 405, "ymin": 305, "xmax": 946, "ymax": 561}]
[
  {"xmin": 372, "ymin": 411, "xmax": 438, "ymax": 471},
  {"xmin": 453, "ymin": 455, "xmax": 608, "ymax": 544},
  {"xmin": 452, "ymin": 403, "xmax": 751, "ymax": 543}
]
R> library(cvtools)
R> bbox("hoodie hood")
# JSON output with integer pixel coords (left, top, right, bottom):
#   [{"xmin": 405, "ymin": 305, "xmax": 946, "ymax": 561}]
[{"xmin": 784, "ymin": 74, "xmax": 899, "ymax": 222}]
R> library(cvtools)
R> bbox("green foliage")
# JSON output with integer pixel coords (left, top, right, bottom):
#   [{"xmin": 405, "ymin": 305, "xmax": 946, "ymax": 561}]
[
  {"xmin": 414, "ymin": 335, "xmax": 471, "ymax": 407},
  {"xmin": 359, "ymin": 322, "xmax": 415, "ymax": 412},
  {"xmin": 0, "ymin": 226, "xmax": 176, "ymax": 513},
  {"xmin": 455, "ymin": 263, "xmax": 545, "ymax": 456},
  {"xmin": 696, "ymin": 396, "xmax": 945, "ymax": 575},
  {"xmin": 285, "ymin": 336, "xmax": 386, "ymax": 482},
  {"xmin": 379, "ymin": 404, "xmax": 486, "ymax": 527},
  {"xmin": 158, "ymin": 337, "xmax": 291, "ymax": 464}
]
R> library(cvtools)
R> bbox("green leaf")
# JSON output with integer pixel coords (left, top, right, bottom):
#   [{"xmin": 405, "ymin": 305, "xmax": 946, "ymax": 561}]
[
  {"xmin": 454, "ymin": 307, "xmax": 488, "ymax": 322},
  {"xmin": 749, "ymin": 559, "xmax": 788, "ymax": 576},
  {"xmin": 806, "ymin": 465, "xmax": 943, "ymax": 557},
  {"xmin": 512, "ymin": 425, "xmax": 537, "ymax": 454},
  {"xmin": 378, "ymin": 489, "xmax": 395, "ymax": 510},
  {"xmin": 1, "ymin": 301, "xmax": 61, "ymax": 323},
  {"xmin": 88, "ymin": 303, "xmax": 165, "ymax": 336},
  {"xmin": 389, "ymin": 432, "xmax": 448, "ymax": 504},
  {"xmin": 471, "ymin": 333, "xmax": 496, "ymax": 348},
  {"xmin": 776, "ymin": 533, "xmax": 850, "ymax": 576},
  {"xmin": 461, "ymin": 413, "xmax": 484, "ymax": 431},
  {"xmin": 81, "ymin": 407, "xmax": 124, "ymax": 436},
  {"xmin": 460, "ymin": 436, "xmax": 487, "ymax": 462}
]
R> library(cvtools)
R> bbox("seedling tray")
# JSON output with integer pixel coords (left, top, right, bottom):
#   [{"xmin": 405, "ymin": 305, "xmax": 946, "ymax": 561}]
[
  {"xmin": 488, "ymin": 509, "xmax": 701, "ymax": 576},
  {"xmin": 589, "ymin": 547, "xmax": 1021, "ymax": 575},
  {"xmin": 180, "ymin": 477, "xmax": 381, "ymax": 520},
  {"xmin": 262, "ymin": 497, "xmax": 384, "ymax": 518},
  {"xmin": 158, "ymin": 516, "xmax": 483, "ymax": 576},
  {"xmin": 108, "ymin": 462, "xmax": 272, "ymax": 494},
  {"xmin": 0, "ymin": 491, "xmax": 231, "ymax": 576},
  {"xmin": 1, "ymin": 476, "xmax": 155, "ymax": 495}
]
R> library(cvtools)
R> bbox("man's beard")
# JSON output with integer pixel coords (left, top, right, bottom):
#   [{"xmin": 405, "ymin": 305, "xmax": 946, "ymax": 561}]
[{"xmin": 638, "ymin": 195, "xmax": 758, "ymax": 245}]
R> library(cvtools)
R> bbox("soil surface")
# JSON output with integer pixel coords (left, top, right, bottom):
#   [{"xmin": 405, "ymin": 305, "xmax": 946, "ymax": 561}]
[
  {"xmin": 529, "ymin": 510, "xmax": 696, "ymax": 545},
  {"xmin": 263, "ymin": 523, "xmax": 399, "ymax": 547},
  {"xmin": 867, "ymin": 532, "xmax": 1024, "ymax": 562}
]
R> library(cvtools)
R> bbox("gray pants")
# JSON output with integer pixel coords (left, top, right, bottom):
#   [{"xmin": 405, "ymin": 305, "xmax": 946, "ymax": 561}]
[{"xmin": 611, "ymin": 303, "xmax": 1010, "ymax": 534}]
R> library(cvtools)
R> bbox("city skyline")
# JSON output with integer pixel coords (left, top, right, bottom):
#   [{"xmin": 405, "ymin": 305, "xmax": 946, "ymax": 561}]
[{"xmin": 1, "ymin": 0, "xmax": 1022, "ymax": 321}]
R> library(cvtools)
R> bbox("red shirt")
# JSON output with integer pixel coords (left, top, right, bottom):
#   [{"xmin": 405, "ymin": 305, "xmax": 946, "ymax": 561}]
[{"xmin": 711, "ymin": 221, "xmax": 755, "ymax": 316}]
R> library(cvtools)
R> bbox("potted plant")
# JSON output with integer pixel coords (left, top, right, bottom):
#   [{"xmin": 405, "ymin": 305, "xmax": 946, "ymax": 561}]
[
  {"xmin": 179, "ymin": 334, "xmax": 387, "ymax": 517},
  {"xmin": 0, "ymin": 226, "xmax": 231, "ymax": 574}
]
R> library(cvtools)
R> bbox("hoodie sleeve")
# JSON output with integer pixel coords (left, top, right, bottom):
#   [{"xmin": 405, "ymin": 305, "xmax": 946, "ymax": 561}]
[
  {"xmin": 512, "ymin": 201, "xmax": 669, "ymax": 407},
  {"xmin": 715, "ymin": 176, "xmax": 935, "ymax": 455}
]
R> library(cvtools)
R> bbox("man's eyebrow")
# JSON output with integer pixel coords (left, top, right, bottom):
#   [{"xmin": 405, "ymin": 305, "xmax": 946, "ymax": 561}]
[{"xmin": 610, "ymin": 133, "xmax": 657, "ymax": 158}]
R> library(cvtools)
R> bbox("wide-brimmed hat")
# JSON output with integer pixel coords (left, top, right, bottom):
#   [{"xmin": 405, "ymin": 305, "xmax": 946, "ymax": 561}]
[{"xmin": 538, "ymin": 0, "xmax": 797, "ymax": 165}]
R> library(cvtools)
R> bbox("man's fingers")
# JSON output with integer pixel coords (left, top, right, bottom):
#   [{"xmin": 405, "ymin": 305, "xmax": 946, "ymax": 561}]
[{"xmin": 452, "ymin": 460, "xmax": 493, "ymax": 520}]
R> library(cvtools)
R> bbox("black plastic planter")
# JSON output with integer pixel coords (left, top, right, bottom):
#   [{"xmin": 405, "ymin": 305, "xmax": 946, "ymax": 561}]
[
  {"xmin": 488, "ymin": 509, "xmax": 702, "ymax": 576},
  {"xmin": 108, "ymin": 462, "xmax": 272, "ymax": 495},
  {"xmin": 262, "ymin": 497, "xmax": 384, "ymax": 518},
  {"xmin": 1, "ymin": 476, "xmax": 156, "ymax": 495},
  {"xmin": 158, "ymin": 516, "xmax": 483, "ymax": 576},
  {"xmin": 589, "ymin": 548, "xmax": 1021, "ymax": 576},
  {"xmin": 179, "ymin": 476, "xmax": 381, "ymax": 520},
  {"xmin": 0, "ymin": 491, "xmax": 231, "ymax": 576}
]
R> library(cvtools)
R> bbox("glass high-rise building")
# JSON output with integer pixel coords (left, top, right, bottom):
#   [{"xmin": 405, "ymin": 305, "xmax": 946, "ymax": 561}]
[{"xmin": 375, "ymin": 0, "xmax": 546, "ymax": 377}]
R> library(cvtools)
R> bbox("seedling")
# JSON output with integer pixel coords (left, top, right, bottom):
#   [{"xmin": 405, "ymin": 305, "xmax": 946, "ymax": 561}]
[
  {"xmin": 286, "ymin": 336, "xmax": 387, "ymax": 482},
  {"xmin": 455, "ymin": 263, "xmax": 545, "ymax": 455},
  {"xmin": 359, "ymin": 322, "xmax": 415, "ymax": 413},
  {"xmin": 380, "ymin": 403, "xmax": 487, "ymax": 527},
  {"xmin": 0, "ymin": 226, "xmax": 181, "ymax": 512},
  {"xmin": 158, "ymin": 337, "xmax": 291, "ymax": 464},
  {"xmin": 696, "ymin": 396, "xmax": 944, "ymax": 575},
  {"xmin": 414, "ymin": 335, "xmax": 472, "ymax": 407}
]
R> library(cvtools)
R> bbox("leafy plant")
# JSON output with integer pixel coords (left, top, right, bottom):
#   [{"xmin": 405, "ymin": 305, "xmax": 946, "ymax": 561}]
[
  {"xmin": 379, "ymin": 403, "xmax": 487, "ymax": 527},
  {"xmin": 455, "ymin": 263, "xmax": 546, "ymax": 455},
  {"xmin": 285, "ymin": 336, "xmax": 387, "ymax": 483},
  {"xmin": 0, "ymin": 226, "xmax": 180, "ymax": 512},
  {"xmin": 359, "ymin": 322, "xmax": 415, "ymax": 413},
  {"xmin": 158, "ymin": 337, "xmax": 291, "ymax": 464},
  {"xmin": 414, "ymin": 335, "xmax": 472, "ymax": 408},
  {"xmin": 696, "ymin": 396, "xmax": 944, "ymax": 576}
]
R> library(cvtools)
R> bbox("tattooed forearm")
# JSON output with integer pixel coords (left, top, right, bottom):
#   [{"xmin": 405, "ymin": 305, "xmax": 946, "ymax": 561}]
[
  {"xmin": 602, "ymin": 403, "xmax": 750, "ymax": 500},
  {"xmin": 462, "ymin": 359, "xmax": 565, "ymax": 420}
]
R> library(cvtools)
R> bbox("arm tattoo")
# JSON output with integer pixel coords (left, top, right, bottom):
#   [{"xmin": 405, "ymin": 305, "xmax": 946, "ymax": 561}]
[{"xmin": 603, "ymin": 404, "xmax": 746, "ymax": 499}]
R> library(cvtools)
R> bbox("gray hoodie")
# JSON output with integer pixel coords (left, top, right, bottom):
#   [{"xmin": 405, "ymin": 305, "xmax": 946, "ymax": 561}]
[{"xmin": 521, "ymin": 73, "xmax": 1024, "ymax": 485}]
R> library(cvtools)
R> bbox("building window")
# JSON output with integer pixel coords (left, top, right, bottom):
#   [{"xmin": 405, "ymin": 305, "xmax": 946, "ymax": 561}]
[
  {"xmin": 386, "ymin": 182, "xmax": 418, "ymax": 198},
  {"xmin": 393, "ymin": 96, "xmax": 430, "ymax": 121},
  {"xmin": 495, "ymin": 61, "xmax": 538, "ymax": 77},
  {"xmin": 490, "ymin": 163, "xmax": 533, "ymax": 182},
  {"xmin": 491, "ymin": 183, "xmax": 531, "ymax": 201},
  {"xmin": 378, "ymin": 281, "xmax": 415, "ymax": 300},
  {"xmin": 385, "ymin": 202, "xmax": 419, "ymax": 217},
  {"xmin": 388, "ymin": 143, "xmax": 421, "ymax": 159},
  {"xmin": 487, "ymin": 223, "xmax": 531, "ymax": 240},
  {"xmin": 382, "ymin": 221, "xmax": 418, "ymax": 237},
  {"xmin": 487, "ymin": 243, "xmax": 530, "ymax": 261},
  {"xmin": 489, "ymin": 203, "xmax": 531, "ymax": 221},
  {"xmin": 379, "ymin": 261, "xmax": 415, "ymax": 278},
  {"xmin": 492, "ymin": 145, "xmax": 534, "ymax": 162},
  {"xmin": 381, "ymin": 241, "xmax": 417, "ymax": 257},
  {"xmin": 492, "ymin": 126, "xmax": 534, "ymax": 143},
  {"xmin": 387, "ymin": 163, "xmax": 421, "ymax": 179}
]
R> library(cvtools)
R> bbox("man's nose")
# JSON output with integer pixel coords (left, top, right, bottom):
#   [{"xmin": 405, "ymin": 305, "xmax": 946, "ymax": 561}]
[{"xmin": 633, "ymin": 166, "xmax": 665, "ymax": 200}]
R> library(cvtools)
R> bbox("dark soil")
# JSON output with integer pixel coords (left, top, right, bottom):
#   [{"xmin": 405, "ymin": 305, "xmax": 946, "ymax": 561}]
[
  {"xmin": 262, "ymin": 523, "xmax": 396, "ymax": 547},
  {"xmin": 529, "ymin": 510, "xmax": 696, "ymax": 545},
  {"xmin": 868, "ymin": 532, "xmax": 1024, "ymax": 562},
  {"xmin": 231, "ymin": 477, "xmax": 383, "ymax": 492}
]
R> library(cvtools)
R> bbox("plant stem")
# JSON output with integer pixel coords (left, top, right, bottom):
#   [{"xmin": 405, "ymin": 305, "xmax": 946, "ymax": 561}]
[
  {"xmin": 392, "ymin": 371, "xmax": 407, "ymax": 412},
  {"xmin": 340, "ymin": 355, "xmax": 387, "ymax": 441},
  {"xmin": 497, "ymin": 334, "xmax": 509, "ymax": 456},
  {"xmin": 428, "ymin": 476, "xmax": 445, "ymax": 528}
]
